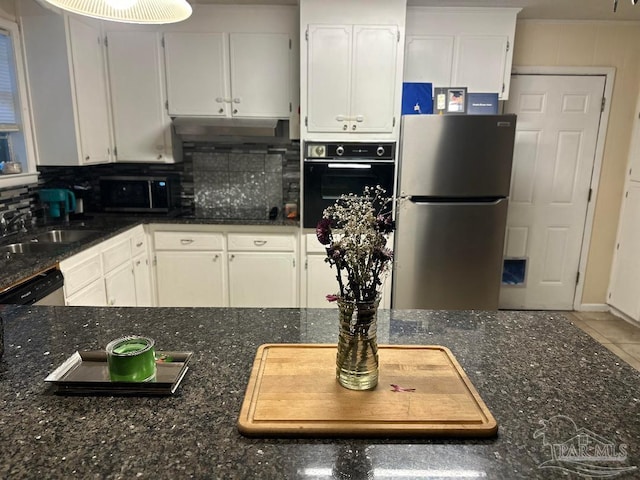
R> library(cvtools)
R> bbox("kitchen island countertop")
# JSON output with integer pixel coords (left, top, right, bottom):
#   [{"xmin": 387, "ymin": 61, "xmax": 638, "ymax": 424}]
[{"xmin": 0, "ymin": 306, "xmax": 638, "ymax": 479}]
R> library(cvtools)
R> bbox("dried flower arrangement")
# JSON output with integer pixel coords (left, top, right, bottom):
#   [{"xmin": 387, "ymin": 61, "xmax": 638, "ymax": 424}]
[{"xmin": 316, "ymin": 186, "xmax": 394, "ymax": 303}]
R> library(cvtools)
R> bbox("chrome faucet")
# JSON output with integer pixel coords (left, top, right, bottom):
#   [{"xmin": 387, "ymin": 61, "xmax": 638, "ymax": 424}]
[{"xmin": 0, "ymin": 211, "xmax": 31, "ymax": 238}]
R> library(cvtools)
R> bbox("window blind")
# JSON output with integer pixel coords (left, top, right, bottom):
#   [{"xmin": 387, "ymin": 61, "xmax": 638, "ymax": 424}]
[{"xmin": 0, "ymin": 29, "xmax": 18, "ymax": 131}]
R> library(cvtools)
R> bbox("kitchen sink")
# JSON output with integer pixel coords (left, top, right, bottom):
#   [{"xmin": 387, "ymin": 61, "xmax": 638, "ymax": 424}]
[
  {"xmin": 0, "ymin": 242, "xmax": 62, "ymax": 254},
  {"xmin": 30, "ymin": 229, "xmax": 100, "ymax": 243}
]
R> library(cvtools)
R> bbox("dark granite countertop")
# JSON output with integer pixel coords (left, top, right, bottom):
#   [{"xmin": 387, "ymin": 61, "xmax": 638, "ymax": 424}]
[
  {"xmin": 0, "ymin": 306, "xmax": 638, "ymax": 479},
  {"xmin": 0, "ymin": 215, "xmax": 300, "ymax": 293}
]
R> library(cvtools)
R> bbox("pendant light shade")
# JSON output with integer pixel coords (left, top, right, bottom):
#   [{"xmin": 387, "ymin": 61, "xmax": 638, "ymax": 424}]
[{"xmin": 39, "ymin": 0, "xmax": 193, "ymax": 24}]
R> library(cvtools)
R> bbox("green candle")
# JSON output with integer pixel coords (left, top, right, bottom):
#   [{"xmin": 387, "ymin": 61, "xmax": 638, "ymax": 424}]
[{"xmin": 106, "ymin": 336, "xmax": 156, "ymax": 382}]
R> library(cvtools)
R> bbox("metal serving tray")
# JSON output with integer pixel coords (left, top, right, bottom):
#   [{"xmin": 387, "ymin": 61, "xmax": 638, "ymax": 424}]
[{"xmin": 45, "ymin": 350, "xmax": 193, "ymax": 396}]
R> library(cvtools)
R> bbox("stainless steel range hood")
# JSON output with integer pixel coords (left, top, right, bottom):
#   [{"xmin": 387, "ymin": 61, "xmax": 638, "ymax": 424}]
[{"xmin": 172, "ymin": 117, "xmax": 290, "ymax": 143}]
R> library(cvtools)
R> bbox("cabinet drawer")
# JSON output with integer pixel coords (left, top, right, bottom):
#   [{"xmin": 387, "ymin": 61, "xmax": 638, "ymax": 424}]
[
  {"xmin": 228, "ymin": 233, "xmax": 295, "ymax": 252},
  {"xmin": 102, "ymin": 238, "xmax": 132, "ymax": 273},
  {"xmin": 63, "ymin": 253, "xmax": 102, "ymax": 297},
  {"xmin": 154, "ymin": 231, "xmax": 224, "ymax": 250}
]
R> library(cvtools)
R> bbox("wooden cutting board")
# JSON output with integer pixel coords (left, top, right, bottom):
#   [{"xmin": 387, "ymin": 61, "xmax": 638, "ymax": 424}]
[{"xmin": 237, "ymin": 344, "xmax": 497, "ymax": 437}]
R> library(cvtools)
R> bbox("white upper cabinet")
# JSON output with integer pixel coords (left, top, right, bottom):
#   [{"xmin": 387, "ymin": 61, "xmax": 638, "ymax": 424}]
[
  {"xmin": 229, "ymin": 33, "xmax": 291, "ymax": 118},
  {"xmin": 300, "ymin": 0, "xmax": 406, "ymax": 141},
  {"xmin": 164, "ymin": 32, "xmax": 228, "ymax": 117},
  {"xmin": 164, "ymin": 32, "xmax": 291, "ymax": 118},
  {"xmin": 404, "ymin": 7, "xmax": 520, "ymax": 99},
  {"xmin": 306, "ymin": 24, "xmax": 398, "ymax": 134},
  {"xmin": 67, "ymin": 17, "xmax": 111, "ymax": 165},
  {"xmin": 105, "ymin": 30, "xmax": 177, "ymax": 163},
  {"xmin": 404, "ymin": 35, "xmax": 454, "ymax": 91},
  {"xmin": 20, "ymin": 1, "xmax": 113, "ymax": 166}
]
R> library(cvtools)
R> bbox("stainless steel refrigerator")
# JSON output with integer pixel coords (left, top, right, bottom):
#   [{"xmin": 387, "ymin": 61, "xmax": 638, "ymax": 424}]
[{"xmin": 392, "ymin": 114, "xmax": 517, "ymax": 310}]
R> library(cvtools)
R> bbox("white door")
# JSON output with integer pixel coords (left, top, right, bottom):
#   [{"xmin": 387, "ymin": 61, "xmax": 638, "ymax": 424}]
[
  {"xmin": 164, "ymin": 33, "xmax": 229, "ymax": 116},
  {"xmin": 156, "ymin": 251, "xmax": 225, "ymax": 307},
  {"xmin": 608, "ymin": 183, "xmax": 640, "ymax": 319},
  {"xmin": 106, "ymin": 31, "xmax": 170, "ymax": 162},
  {"xmin": 307, "ymin": 24, "xmax": 352, "ymax": 133},
  {"xmin": 229, "ymin": 33, "xmax": 290, "ymax": 118},
  {"xmin": 228, "ymin": 252, "xmax": 297, "ymax": 307},
  {"xmin": 67, "ymin": 16, "xmax": 111, "ymax": 165},
  {"xmin": 501, "ymin": 74, "xmax": 605, "ymax": 310},
  {"xmin": 350, "ymin": 25, "xmax": 398, "ymax": 133}
]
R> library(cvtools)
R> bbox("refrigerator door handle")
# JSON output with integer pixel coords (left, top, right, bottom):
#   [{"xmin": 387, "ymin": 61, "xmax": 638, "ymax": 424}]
[{"xmin": 410, "ymin": 198, "xmax": 507, "ymax": 206}]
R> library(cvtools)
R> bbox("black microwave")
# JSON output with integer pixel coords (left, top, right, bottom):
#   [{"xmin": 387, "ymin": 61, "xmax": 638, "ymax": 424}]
[{"xmin": 100, "ymin": 176, "xmax": 180, "ymax": 213}]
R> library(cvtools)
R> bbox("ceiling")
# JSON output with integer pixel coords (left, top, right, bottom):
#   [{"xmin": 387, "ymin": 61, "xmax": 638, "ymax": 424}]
[{"xmin": 189, "ymin": 0, "xmax": 640, "ymax": 21}]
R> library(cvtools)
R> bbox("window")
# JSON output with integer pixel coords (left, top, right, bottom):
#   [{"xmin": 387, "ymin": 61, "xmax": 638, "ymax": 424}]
[{"xmin": 0, "ymin": 18, "xmax": 37, "ymax": 186}]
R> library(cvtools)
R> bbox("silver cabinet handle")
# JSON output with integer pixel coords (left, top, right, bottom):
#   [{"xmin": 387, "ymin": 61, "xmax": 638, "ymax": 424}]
[
  {"xmin": 343, "ymin": 124, "xmax": 347, "ymax": 130},
  {"xmin": 355, "ymin": 115, "xmax": 364, "ymax": 122},
  {"xmin": 254, "ymin": 240, "xmax": 267, "ymax": 247},
  {"xmin": 232, "ymin": 97, "xmax": 241, "ymax": 103},
  {"xmin": 180, "ymin": 239, "xmax": 194, "ymax": 245},
  {"xmin": 218, "ymin": 108, "xmax": 224, "ymax": 114},
  {"xmin": 136, "ymin": 242, "xmax": 143, "ymax": 247},
  {"xmin": 352, "ymin": 125, "xmax": 356, "ymax": 131},
  {"xmin": 233, "ymin": 109, "xmax": 238, "ymax": 114},
  {"xmin": 135, "ymin": 260, "xmax": 141, "ymax": 266}
]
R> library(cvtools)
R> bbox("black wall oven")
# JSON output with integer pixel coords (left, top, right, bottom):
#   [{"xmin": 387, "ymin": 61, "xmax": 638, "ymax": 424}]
[{"xmin": 303, "ymin": 142, "xmax": 396, "ymax": 228}]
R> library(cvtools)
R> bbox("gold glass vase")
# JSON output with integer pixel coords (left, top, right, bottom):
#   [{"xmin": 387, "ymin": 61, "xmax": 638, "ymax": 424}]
[{"xmin": 336, "ymin": 297, "xmax": 380, "ymax": 390}]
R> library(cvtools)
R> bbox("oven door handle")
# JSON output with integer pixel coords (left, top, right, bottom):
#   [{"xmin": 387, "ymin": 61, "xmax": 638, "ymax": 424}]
[{"xmin": 328, "ymin": 163, "xmax": 372, "ymax": 169}]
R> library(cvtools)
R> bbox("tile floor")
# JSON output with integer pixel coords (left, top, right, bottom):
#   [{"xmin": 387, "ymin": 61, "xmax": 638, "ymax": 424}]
[{"xmin": 566, "ymin": 310, "xmax": 640, "ymax": 371}]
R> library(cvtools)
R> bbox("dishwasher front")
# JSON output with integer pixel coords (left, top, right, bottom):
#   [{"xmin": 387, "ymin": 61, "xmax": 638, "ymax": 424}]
[{"xmin": 0, "ymin": 268, "xmax": 65, "ymax": 306}]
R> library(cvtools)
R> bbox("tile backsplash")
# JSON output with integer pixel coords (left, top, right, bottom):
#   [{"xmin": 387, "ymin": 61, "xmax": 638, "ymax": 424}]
[
  {"xmin": 0, "ymin": 185, "xmax": 37, "ymax": 220},
  {"xmin": 36, "ymin": 141, "xmax": 300, "ymax": 221}
]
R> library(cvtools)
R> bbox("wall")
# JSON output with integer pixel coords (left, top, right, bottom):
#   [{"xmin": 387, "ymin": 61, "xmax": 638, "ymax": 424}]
[
  {"xmin": 0, "ymin": 0, "xmax": 15, "ymax": 21},
  {"xmin": 512, "ymin": 20, "xmax": 640, "ymax": 306}
]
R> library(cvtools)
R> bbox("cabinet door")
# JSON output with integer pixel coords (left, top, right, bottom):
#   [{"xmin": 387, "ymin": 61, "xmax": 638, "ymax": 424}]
[
  {"xmin": 404, "ymin": 35, "xmax": 454, "ymax": 91},
  {"xmin": 229, "ymin": 33, "xmax": 290, "ymax": 118},
  {"xmin": 67, "ymin": 16, "xmax": 111, "ymax": 165},
  {"xmin": 66, "ymin": 279, "xmax": 107, "ymax": 306},
  {"xmin": 156, "ymin": 251, "xmax": 225, "ymax": 307},
  {"xmin": 106, "ymin": 31, "xmax": 171, "ymax": 163},
  {"xmin": 608, "ymin": 183, "xmax": 640, "ymax": 320},
  {"xmin": 105, "ymin": 262, "xmax": 136, "ymax": 307},
  {"xmin": 306, "ymin": 254, "xmax": 338, "ymax": 309},
  {"xmin": 307, "ymin": 24, "xmax": 352, "ymax": 133},
  {"xmin": 133, "ymin": 253, "xmax": 153, "ymax": 307},
  {"xmin": 453, "ymin": 35, "xmax": 508, "ymax": 97},
  {"xmin": 350, "ymin": 25, "xmax": 398, "ymax": 133},
  {"xmin": 164, "ymin": 33, "xmax": 229, "ymax": 116},
  {"xmin": 228, "ymin": 252, "xmax": 296, "ymax": 307}
]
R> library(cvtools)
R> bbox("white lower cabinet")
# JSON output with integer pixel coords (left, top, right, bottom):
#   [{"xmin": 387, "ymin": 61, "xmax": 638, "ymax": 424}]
[
  {"xmin": 133, "ymin": 253, "xmax": 153, "ymax": 307},
  {"xmin": 303, "ymin": 234, "xmax": 392, "ymax": 309},
  {"xmin": 228, "ymin": 252, "xmax": 297, "ymax": 307},
  {"xmin": 60, "ymin": 225, "xmax": 151, "ymax": 307},
  {"xmin": 156, "ymin": 251, "xmax": 225, "ymax": 307},
  {"xmin": 154, "ymin": 231, "xmax": 226, "ymax": 307},
  {"xmin": 151, "ymin": 227, "xmax": 298, "ymax": 308},
  {"xmin": 105, "ymin": 262, "xmax": 136, "ymax": 306},
  {"xmin": 66, "ymin": 279, "xmax": 107, "ymax": 307},
  {"xmin": 306, "ymin": 254, "xmax": 338, "ymax": 308}
]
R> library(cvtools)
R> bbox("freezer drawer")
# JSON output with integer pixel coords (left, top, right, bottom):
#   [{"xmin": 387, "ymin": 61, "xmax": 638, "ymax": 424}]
[
  {"xmin": 392, "ymin": 198, "xmax": 508, "ymax": 310},
  {"xmin": 399, "ymin": 115, "xmax": 516, "ymax": 197}
]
